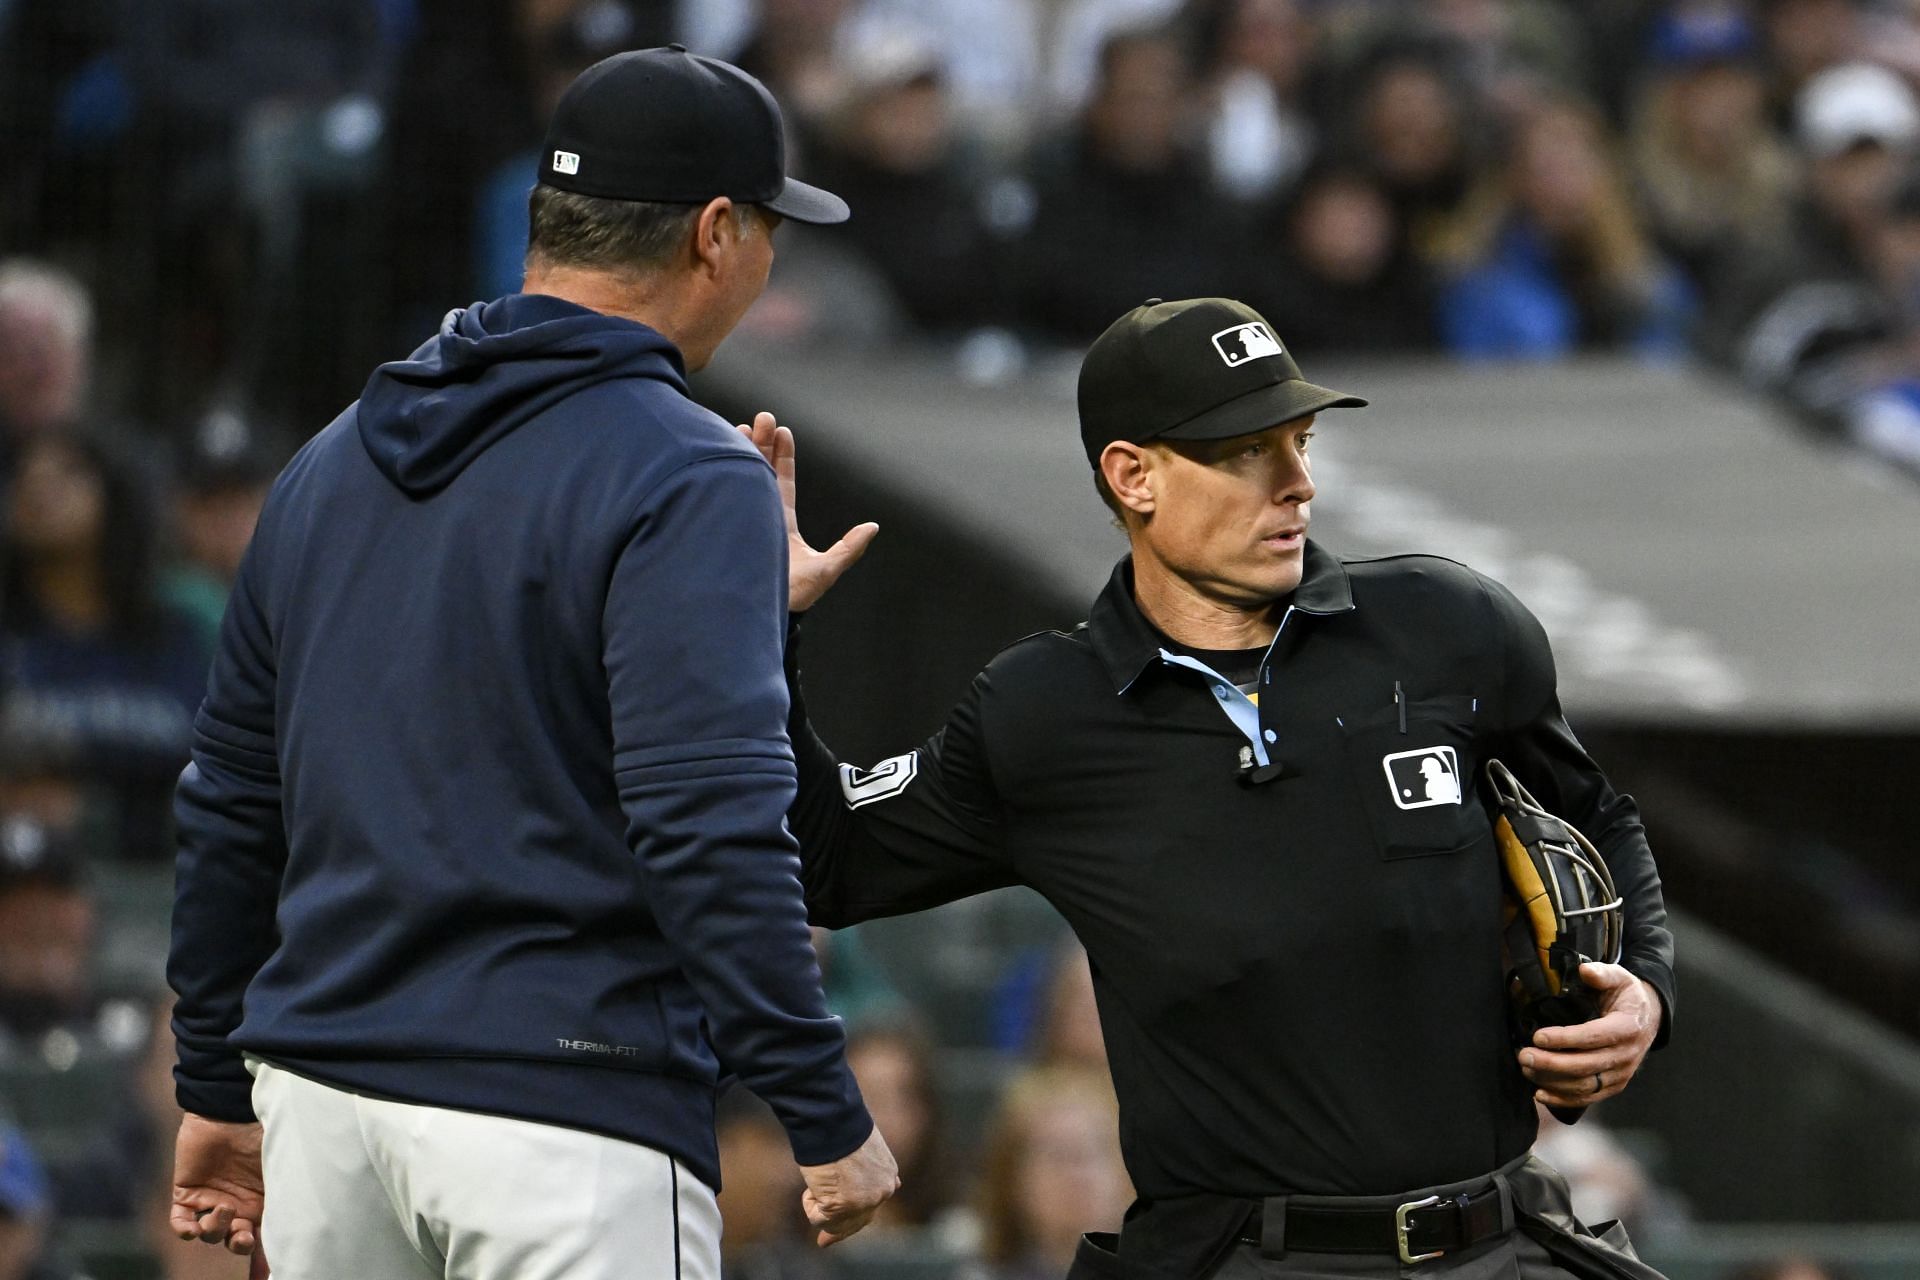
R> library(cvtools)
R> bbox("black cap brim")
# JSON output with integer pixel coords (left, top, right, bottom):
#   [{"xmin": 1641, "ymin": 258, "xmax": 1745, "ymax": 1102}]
[
  {"xmin": 1157, "ymin": 378, "xmax": 1367, "ymax": 444},
  {"xmin": 764, "ymin": 176, "xmax": 850, "ymax": 225}
]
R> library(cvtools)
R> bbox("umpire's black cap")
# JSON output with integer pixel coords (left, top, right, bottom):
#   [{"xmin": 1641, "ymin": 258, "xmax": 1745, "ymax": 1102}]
[
  {"xmin": 539, "ymin": 46, "xmax": 849, "ymax": 225},
  {"xmin": 1077, "ymin": 298, "xmax": 1367, "ymax": 466}
]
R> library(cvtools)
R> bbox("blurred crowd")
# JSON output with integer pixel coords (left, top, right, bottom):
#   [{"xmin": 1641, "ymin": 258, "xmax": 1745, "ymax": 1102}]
[
  {"xmin": 7, "ymin": 0, "xmax": 1920, "ymax": 479},
  {"xmin": 0, "ymin": 0, "xmax": 1912, "ymax": 1276},
  {"xmin": 8, "ymin": 0, "xmax": 1920, "ymax": 475}
]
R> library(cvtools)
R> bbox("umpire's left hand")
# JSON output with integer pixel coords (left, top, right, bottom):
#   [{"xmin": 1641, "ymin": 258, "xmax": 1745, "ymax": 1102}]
[{"xmin": 1518, "ymin": 962, "xmax": 1663, "ymax": 1109}]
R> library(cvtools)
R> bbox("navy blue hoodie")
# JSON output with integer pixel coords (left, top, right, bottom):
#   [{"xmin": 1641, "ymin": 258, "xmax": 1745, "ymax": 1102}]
[{"xmin": 168, "ymin": 295, "xmax": 871, "ymax": 1186}]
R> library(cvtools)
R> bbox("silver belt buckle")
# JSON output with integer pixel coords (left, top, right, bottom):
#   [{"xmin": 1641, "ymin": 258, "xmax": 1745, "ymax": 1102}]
[{"xmin": 1395, "ymin": 1194, "xmax": 1446, "ymax": 1265}]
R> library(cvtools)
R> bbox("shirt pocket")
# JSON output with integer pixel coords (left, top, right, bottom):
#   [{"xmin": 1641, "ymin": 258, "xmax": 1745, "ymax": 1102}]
[{"xmin": 1338, "ymin": 695, "xmax": 1486, "ymax": 860}]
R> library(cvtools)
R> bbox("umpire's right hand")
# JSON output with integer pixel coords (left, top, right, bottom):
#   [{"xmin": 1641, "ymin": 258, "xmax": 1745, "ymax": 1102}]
[{"xmin": 798, "ymin": 1125, "xmax": 900, "ymax": 1246}]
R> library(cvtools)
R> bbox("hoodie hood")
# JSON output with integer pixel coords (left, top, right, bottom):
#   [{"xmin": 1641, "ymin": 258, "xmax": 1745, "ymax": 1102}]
[{"xmin": 358, "ymin": 294, "xmax": 687, "ymax": 496}]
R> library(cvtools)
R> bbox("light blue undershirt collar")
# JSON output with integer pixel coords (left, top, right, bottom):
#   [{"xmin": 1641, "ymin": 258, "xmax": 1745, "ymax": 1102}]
[{"xmin": 1155, "ymin": 650, "xmax": 1271, "ymax": 767}]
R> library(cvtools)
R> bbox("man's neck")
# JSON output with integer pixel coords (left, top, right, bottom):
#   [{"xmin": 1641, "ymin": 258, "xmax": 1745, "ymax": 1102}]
[
  {"xmin": 1129, "ymin": 553, "xmax": 1284, "ymax": 651},
  {"xmin": 519, "ymin": 267, "xmax": 700, "ymax": 360}
]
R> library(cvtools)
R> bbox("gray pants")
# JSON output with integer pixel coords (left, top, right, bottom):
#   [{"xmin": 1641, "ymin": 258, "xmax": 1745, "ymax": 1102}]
[
  {"xmin": 247, "ymin": 1060, "xmax": 721, "ymax": 1280},
  {"xmin": 1207, "ymin": 1222, "xmax": 1574, "ymax": 1280},
  {"xmin": 1069, "ymin": 1157, "xmax": 1664, "ymax": 1280}
]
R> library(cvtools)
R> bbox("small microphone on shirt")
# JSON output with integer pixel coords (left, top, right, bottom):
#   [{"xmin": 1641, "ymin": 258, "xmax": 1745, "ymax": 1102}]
[{"xmin": 1239, "ymin": 761, "xmax": 1289, "ymax": 786}]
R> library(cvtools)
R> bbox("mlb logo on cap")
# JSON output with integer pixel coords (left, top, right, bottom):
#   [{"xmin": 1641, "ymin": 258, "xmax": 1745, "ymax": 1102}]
[
  {"xmin": 1381, "ymin": 746, "xmax": 1462, "ymax": 810},
  {"xmin": 1212, "ymin": 322, "xmax": 1284, "ymax": 368},
  {"xmin": 1075, "ymin": 298, "xmax": 1369, "ymax": 466},
  {"xmin": 553, "ymin": 150, "xmax": 581, "ymax": 176}
]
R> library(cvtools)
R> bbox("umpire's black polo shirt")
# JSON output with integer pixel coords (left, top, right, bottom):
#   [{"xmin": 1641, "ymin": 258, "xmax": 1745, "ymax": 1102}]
[{"xmin": 788, "ymin": 540, "xmax": 1675, "ymax": 1202}]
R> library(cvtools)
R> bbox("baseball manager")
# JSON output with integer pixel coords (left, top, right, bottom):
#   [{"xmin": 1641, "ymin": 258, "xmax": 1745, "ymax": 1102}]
[
  {"xmin": 165, "ymin": 47, "xmax": 896, "ymax": 1280},
  {"xmin": 763, "ymin": 297, "xmax": 1675, "ymax": 1280}
]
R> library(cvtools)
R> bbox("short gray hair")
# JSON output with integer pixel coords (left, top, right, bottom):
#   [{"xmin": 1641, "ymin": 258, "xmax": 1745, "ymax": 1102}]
[{"xmin": 524, "ymin": 184, "xmax": 757, "ymax": 276}]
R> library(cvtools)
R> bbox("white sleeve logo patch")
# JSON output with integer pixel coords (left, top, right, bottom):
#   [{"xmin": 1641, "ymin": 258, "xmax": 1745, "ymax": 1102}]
[{"xmin": 838, "ymin": 752, "xmax": 920, "ymax": 809}]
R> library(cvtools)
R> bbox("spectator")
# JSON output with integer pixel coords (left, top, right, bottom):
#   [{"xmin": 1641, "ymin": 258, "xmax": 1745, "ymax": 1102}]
[
  {"xmin": 732, "ymin": 0, "xmax": 860, "ymax": 132},
  {"xmin": 1416, "ymin": 0, "xmax": 1593, "ymax": 102},
  {"xmin": 1862, "ymin": 2, "xmax": 1920, "ymax": 89},
  {"xmin": 1018, "ymin": 25, "xmax": 1234, "ymax": 340},
  {"xmin": 991, "ymin": 938, "xmax": 1109, "ymax": 1066},
  {"xmin": 119, "ymin": 0, "xmax": 392, "ymax": 152},
  {"xmin": 0, "ymin": 1127, "xmax": 62, "ymax": 1280},
  {"xmin": 1703, "ymin": 62, "xmax": 1920, "ymax": 408},
  {"xmin": 1791, "ymin": 59, "xmax": 1916, "ymax": 245},
  {"xmin": 1760, "ymin": 0, "xmax": 1864, "ymax": 123},
  {"xmin": 118, "ymin": 0, "xmax": 402, "ymax": 426},
  {"xmin": 1249, "ymin": 162, "xmax": 1438, "ymax": 354},
  {"xmin": 1031, "ymin": 941, "xmax": 1107, "ymax": 1072},
  {"xmin": 844, "ymin": 1022, "xmax": 963, "ymax": 1238},
  {"xmin": 1433, "ymin": 94, "xmax": 1692, "ymax": 359},
  {"xmin": 37, "ymin": 1003, "xmax": 160, "ymax": 1226},
  {"xmin": 1530, "ymin": 1102, "xmax": 1668, "ymax": 1242},
  {"xmin": 971, "ymin": 1066, "xmax": 1130, "ymax": 1280},
  {"xmin": 0, "ymin": 736, "xmax": 87, "ymax": 844},
  {"xmin": 160, "ymin": 411, "xmax": 277, "ymax": 651},
  {"xmin": 0, "ymin": 817, "xmax": 88, "ymax": 1051},
  {"xmin": 715, "ymin": 1090, "xmax": 824, "ymax": 1280},
  {"xmin": 846, "ymin": 0, "xmax": 1045, "ymax": 146},
  {"xmin": 1630, "ymin": 7, "xmax": 1800, "ymax": 290},
  {"xmin": 1045, "ymin": 0, "xmax": 1186, "ymax": 117},
  {"xmin": 0, "ymin": 261, "xmax": 91, "ymax": 479},
  {"xmin": 1826, "ymin": 172, "xmax": 1920, "ymax": 477},
  {"xmin": 1557, "ymin": 1, "xmax": 1671, "ymax": 125},
  {"xmin": 0, "ymin": 818, "xmax": 124, "ymax": 1063},
  {"xmin": 1340, "ymin": 42, "xmax": 1483, "ymax": 250},
  {"xmin": 0, "ymin": 434, "xmax": 210, "ymax": 862},
  {"xmin": 806, "ymin": 29, "xmax": 1009, "ymax": 332},
  {"xmin": 1197, "ymin": 0, "xmax": 1320, "ymax": 204}
]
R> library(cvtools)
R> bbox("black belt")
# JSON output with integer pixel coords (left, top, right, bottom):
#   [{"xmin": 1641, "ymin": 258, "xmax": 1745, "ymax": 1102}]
[{"xmin": 1237, "ymin": 1183, "xmax": 1508, "ymax": 1265}]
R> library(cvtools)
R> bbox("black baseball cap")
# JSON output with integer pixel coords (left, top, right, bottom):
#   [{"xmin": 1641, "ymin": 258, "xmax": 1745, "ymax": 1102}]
[
  {"xmin": 539, "ymin": 45, "xmax": 849, "ymax": 225},
  {"xmin": 1077, "ymin": 298, "xmax": 1367, "ymax": 465}
]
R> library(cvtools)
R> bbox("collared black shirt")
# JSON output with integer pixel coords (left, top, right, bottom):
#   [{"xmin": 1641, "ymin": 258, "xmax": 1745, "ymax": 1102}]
[{"xmin": 788, "ymin": 542, "xmax": 1675, "ymax": 1202}]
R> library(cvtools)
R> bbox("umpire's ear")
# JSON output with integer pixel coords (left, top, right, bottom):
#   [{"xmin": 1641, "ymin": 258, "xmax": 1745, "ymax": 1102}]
[{"xmin": 1100, "ymin": 442, "xmax": 1155, "ymax": 521}]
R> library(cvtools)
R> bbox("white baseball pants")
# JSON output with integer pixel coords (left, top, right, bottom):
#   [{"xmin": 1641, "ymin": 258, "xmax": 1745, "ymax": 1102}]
[{"xmin": 248, "ymin": 1059, "xmax": 720, "ymax": 1280}]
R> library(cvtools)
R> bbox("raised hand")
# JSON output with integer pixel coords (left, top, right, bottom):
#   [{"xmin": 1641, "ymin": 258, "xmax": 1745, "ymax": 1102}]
[{"xmin": 738, "ymin": 412, "xmax": 878, "ymax": 612}]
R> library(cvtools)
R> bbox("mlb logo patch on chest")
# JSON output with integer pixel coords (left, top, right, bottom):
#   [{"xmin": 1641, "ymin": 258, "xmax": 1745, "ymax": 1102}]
[{"xmin": 1381, "ymin": 746, "xmax": 1462, "ymax": 810}]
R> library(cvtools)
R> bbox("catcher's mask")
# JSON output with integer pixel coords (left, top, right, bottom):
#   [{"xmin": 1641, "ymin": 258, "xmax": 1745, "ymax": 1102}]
[{"xmin": 1485, "ymin": 759, "xmax": 1624, "ymax": 1037}]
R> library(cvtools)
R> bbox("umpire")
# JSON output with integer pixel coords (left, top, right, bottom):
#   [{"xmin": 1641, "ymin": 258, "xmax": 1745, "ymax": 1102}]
[
  {"xmin": 763, "ymin": 297, "xmax": 1675, "ymax": 1280},
  {"xmin": 165, "ymin": 48, "xmax": 896, "ymax": 1280}
]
